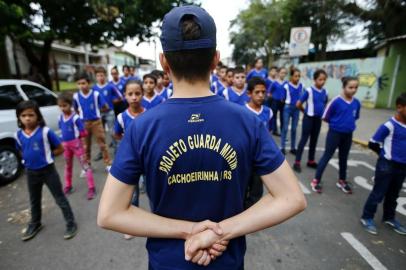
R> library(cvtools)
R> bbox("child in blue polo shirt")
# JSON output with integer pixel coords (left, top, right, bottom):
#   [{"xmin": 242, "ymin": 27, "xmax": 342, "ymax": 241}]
[
  {"xmin": 57, "ymin": 93, "xmax": 96, "ymax": 200},
  {"xmin": 221, "ymin": 67, "xmax": 249, "ymax": 105},
  {"xmin": 244, "ymin": 77, "xmax": 273, "ymax": 209},
  {"xmin": 270, "ymin": 67, "xmax": 287, "ymax": 136},
  {"xmin": 98, "ymin": 6, "xmax": 306, "ymax": 270},
  {"xmin": 15, "ymin": 100, "xmax": 77, "ymax": 242},
  {"xmin": 109, "ymin": 66, "xmax": 127, "ymax": 116},
  {"xmin": 310, "ymin": 77, "xmax": 361, "ymax": 194},
  {"xmin": 360, "ymin": 93, "xmax": 406, "ymax": 235},
  {"xmin": 246, "ymin": 58, "xmax": 268, "ymax": 81},
  {"xmin": 73, "ymin": 73, "xmax": 112, "ymax": 171},
  {"xmin": 281, "ymin": 68, "xmax": 303, "ymax": 155},
  {"xmin": 142, "ymin": 73, "xmax": 165, "ymax": 110},
  {"xmin": 293, "ymin": 69, "xmax": 328, "ymax": 173},
  {"xmin": 211, "ymin": 65, "xmax": 228, "ymax": 95},
  {"xmin": 152, "ymin": 70, "xmax": 171, "ymax": 101}
]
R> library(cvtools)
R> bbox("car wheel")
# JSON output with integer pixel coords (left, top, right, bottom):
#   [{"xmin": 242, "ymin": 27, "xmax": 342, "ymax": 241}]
[{"xmin": 0, "ymin": 146, "xmax": 22, "ymax": 185}]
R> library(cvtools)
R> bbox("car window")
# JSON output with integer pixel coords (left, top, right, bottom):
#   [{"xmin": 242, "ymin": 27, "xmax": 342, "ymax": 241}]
[
  {"xmin": 20, "ymin": 84, "xmax": 57, "ymax": 107},
  {"xmin": 0, "ymin": 85, "xmax": 24, "ymax": 110}
]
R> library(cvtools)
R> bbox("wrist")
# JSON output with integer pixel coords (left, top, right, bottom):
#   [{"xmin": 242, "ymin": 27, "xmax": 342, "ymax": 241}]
[{"xmin": 181, "ymin": 221, "xmax": 195, "ymax": 240}]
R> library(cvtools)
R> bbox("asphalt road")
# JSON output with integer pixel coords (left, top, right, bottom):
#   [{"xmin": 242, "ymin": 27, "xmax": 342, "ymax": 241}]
[{"xmin": 0, "ymin": 126, "xmax": 405, "ymax": 270}]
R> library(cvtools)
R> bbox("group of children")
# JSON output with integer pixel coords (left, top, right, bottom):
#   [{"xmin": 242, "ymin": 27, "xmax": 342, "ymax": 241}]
[{"xmin": 14, "ymin": 61, "xmax": 406, "ymax": 242}]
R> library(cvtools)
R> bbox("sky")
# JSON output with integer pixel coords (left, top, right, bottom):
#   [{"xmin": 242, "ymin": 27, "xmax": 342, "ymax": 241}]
[{"xmin": 123, "ymin": 0, "xmax": 367, "ymax": 67}]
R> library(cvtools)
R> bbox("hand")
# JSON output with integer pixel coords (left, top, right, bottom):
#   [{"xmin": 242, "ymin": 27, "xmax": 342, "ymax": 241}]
[{"xmin": 185, "ymin": 229, "xmax": 223, "ymax": 264}]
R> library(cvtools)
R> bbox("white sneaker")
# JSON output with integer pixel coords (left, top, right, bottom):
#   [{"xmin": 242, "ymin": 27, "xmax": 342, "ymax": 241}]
[{"xmin": 80, "ymin": 170, "xmax": 86, "ymax": 178}]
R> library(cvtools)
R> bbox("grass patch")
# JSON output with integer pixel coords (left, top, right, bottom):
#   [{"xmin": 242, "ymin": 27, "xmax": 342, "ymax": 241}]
[{"xmin": 52, "ymin": 81, "xmax": 77, "ymax": 92}]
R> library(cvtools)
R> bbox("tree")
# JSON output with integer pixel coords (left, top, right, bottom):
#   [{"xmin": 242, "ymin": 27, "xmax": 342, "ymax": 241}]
[
  {"xmin": 0, "ymin": 0, "xmax": 193, "ymax": 89},
  {"xmin": 339, "ymin": 0, "xmax": 406, "ymax": 46}
]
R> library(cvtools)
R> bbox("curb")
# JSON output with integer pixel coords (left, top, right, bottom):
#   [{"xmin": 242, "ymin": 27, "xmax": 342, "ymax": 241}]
[{"xmin": 352, "ymin": 138, "xmax": 369, "ymax": 148}]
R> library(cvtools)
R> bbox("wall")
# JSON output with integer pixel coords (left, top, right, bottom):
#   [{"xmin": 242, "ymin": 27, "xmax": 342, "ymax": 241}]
[
  {"xmin": 376, "ymin": 41, "xmax": 406, "ymax": 108},
  {"xmin": 298, "ymin": 57, "xmax": 384, "ymax": 108}
]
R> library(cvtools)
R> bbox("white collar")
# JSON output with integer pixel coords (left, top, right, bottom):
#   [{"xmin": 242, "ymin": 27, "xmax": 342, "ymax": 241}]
[{"xmin": 245, "ymin": 103, "xmax": 263, "ymax": 115}]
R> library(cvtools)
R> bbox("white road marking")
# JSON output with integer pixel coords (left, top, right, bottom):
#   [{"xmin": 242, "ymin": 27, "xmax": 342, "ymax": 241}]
[
  {"xmin": 341, "ymin": 232, "xmax": 388, "ymax": 270},
  {"xmin": 354, "ymin": 176, "xmax": 406, "ymax": 217},
  {"xmin": 329, "ymin": 159, "xmax": 375, "ymax": 171},
  {"xmin": 298, "ymin": 181, "xmax": 311, "ymax": 194}
]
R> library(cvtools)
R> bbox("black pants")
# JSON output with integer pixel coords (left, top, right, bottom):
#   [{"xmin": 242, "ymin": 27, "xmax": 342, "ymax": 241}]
[
  {"xmin": 362, "ymin": 157, "xmax": 406, "ymax": 220},
  {"xmin": 295, "ymin": 115, "xmax": 322, "ymax": 162},
  {"xmin": 270, "ymin": 99, "xmax": 284, "ymax": 134},
  {"xmin": 26, "ymin": 164, "xmax": 75, "ymax": 226},
  {"xmin": 244, "ymin": 173, "xmax": 263, "ymax": 209}
]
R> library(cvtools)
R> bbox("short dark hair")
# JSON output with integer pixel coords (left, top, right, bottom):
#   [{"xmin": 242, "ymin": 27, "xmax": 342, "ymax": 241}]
[
  {"xmin": 396, "ymin": 92, "xmax": 406, "ymax": 106},
  {"xmin": 253, "ymin": 58, "xmax": 262, "ymax": 66},
  {"xmin": 226, "ymin": 68, "xmax": 234, "ymax": 74},
  {"xmin": 341, "ymin": 76, "xmax": 358, "ymax": 88},
  {"xmin": 247, "ymin": 77, "xmax": 266, "ymax": 92},
  {"xmin": 143, "ymin": 73, "xmax": 157, "ymax": 84},
  {"xmin": 75, "ymin": 72, "xmax": 90, "ymax": 82},
  {"xmin": 125, "ymin": 80, "xmax": 143, "ymax": 93},
  {"xmin": 277, "ymin": 67, "xmax": 286, "ymax": 73},
  {"xmin": 233, "ymin": 67, "xmax": 245, "ymax": 75},
  {"xmin": 111, "ymin": 66, "xmax": 119, "ymax": 73},
  {"xmin": 95, "ymin": 66, "xmax": 107, "ymax": 75},
  {"xmin": 290, "ymin": 68, "xmax": 300, "ymax": 76},
  {"xmin": 164, "ymin": 16, "xmax": 216, "ymax": 83},
  {"xmin": 151, "ymin": 69, "xmax": 165, "ymax": 79},
  {"xmin": 313, "ymin": 69, "xmax": 327, "ymax": 80},
  {"xmin": 269, "ymin": 66, "xmax": 278, "ymax": 71},
  {"xmin": 16, "ymin": 100, "xmax": 46, "ymax": 128},
  {"xmin": 58, "ymin": 92, "xmax": 73, "ymax": 105},
  {"xmin": 122, "ymin": 65, "xmax": 130, "ymax": 71}
]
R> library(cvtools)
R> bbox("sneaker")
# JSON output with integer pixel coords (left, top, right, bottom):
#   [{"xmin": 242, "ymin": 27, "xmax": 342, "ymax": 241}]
[
  {"xmin": 87, "ymin": 187, "xmax": 96, "ymax": 200},
  {"xmin": 310, "ymin": 179, "xmax": 322, "ymax": 193},
  {"xmin": 293, "ymin": 162, "xmax": 301, "ymax": 173},
  {"xmin": 360, "ymin": 218, "xmax": 378, "ymax": 235},
  {"xmin": 290, "ymin": 149, "xmax": 297, "ymax": 155},
  {"xmin": 80, "ymin": 170, "xmax": 86, "ymax": 178},
  {"xmin": 336, "ymin": 180, "xmax": 353, "ymax": 194},
  {"xmin": 281, "ymin": 149, "xmax": 286, "ymax": 155},
  {"xmin": 64, "ymin": 222, "xmax": 78, "ymax": 240},
  {"xmin": 93, "ymin": 152, "xmax": 103, "ymax": 162},
  {"xmin": 306, "ymin": 161, "xmax": 318, "ymax": 169},
  {"xmin": 105, "ymin": 165, "xmax": 111, "ymax": 173},
  {"xmin": 21, "ymin": 223, "xmax": 43, "ymax": 241},
  {"xmin": 63, "ymin": 186, "xmax": 74, "ymax": 195},
  {"xmin": 384, "ymin": 219, "xmax": 406, "ymax": 235}
]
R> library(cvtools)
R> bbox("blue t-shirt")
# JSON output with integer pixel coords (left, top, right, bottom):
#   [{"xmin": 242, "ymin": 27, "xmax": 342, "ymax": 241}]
[
  {"xmin": 92, "ymin": 83, "xmax": 122, "ymax": 110},
  {"xmin": 110, "ymin": 95, "xmax": 285, "ymax": 270},
  {"xmin": 58, "ymin": 113, "xmax": 85, "ymax": 142},
  {"xmin": 211, "ymin": 80, "xmax": 227, "ymax": 95},
  {"xmin": 211, "ymin": 74, "xmax": 219, "ymax": 83},
  {"xmin": 270, "ymin": 81, "xmax": 287, "ymax": 101},
  {"xmin": 222, "ymin": 87, "xmax": 250, "ymax": 106},
  {"xmin": 15, "ymin": 126, "xmax": 61, "ymax": 170},
  {"xmin": 245, "ymin": 104, "xmax": 273, "ymax": 131},
  {"xmin": 299, "ymin": 86, "xmax": 328, "ymax": 117},
  {"xmin": 246, "ymin": 68, "xmax": 268, "ymax": 81},
  {"xmin": 323, "ymin": 95, "xmax": 361, "ymax": 133},
  {"xmin": 114, "ymin": 108, "xmax": 145, "ymax": 135},
  {"xmin": 141, "ymin": 94, "xmax": 165, "ymax": 110},
  {"xmin": 284, "ymin": 82, "xmax": 303, "ymax": 106},
  {"xmin": 371, "ymin": 117, "xmax": 406, "ymax": 164},
  {"xmin": 265, "ymin": 78, "xmax": 274, "ymax": 95},
  {"xmin": 73, "ymin": 90, "xmax": 108, "ymax": 121},
  {"xmin": 109, "ymin": 79, "xmax": 126, "ymax": 95},
  {"xmin": 156, "ymin": 87, "xmax": 173, "ymax": 101}
]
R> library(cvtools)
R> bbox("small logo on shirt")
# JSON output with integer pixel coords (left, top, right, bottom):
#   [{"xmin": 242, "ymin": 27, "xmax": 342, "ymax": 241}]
[{"xmin": 188, "ymin": 114, "xmax": 204, "ymax": 123}]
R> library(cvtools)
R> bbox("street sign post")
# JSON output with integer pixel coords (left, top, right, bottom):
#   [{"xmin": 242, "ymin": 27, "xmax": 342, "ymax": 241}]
[{"xmin": 289, "ymin": 27, "xmax": 312, "ymax": 56}]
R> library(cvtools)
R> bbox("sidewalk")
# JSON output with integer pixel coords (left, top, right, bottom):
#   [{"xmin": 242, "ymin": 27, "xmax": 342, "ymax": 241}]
[{"xmin": 352, "ymin": 107, "xmax": 394, "ymax": 146}]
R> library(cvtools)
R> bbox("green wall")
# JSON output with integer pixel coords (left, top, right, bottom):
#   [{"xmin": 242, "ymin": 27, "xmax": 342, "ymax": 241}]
[{"xmin": 376, "ymin": 41, "xmax": 406, "ymax": 108}]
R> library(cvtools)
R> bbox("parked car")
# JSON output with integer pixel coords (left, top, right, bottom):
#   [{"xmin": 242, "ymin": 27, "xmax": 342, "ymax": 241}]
[
  {"xmin": 49, "ymin": 64, "xmax": 76, "ymax": 82},
  {"xmin": 0, "ymin": 80, "xmax": 59, "ymax": 184}
]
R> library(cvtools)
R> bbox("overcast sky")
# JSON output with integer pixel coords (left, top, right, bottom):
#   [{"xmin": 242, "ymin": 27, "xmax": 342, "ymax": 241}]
[{"xmin": 123, "ymin": 0, "xmax": 367, "ymax": 67}]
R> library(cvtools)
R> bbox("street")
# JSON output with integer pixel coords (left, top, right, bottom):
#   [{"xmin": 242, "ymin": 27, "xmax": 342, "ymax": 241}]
[{"xmin": 0, "ymin": 116, "xmax": 405, "ymax": 270}]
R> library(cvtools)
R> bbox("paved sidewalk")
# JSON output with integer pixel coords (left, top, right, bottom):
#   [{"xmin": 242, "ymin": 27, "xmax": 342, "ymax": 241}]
[{"xmin": 353, "ymin": 107, "xmax": 394, "ymax": 146}]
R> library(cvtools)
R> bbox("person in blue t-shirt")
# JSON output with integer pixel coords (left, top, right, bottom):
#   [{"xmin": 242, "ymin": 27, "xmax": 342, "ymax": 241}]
[
  {"xmin": 109, "ymin": 66, "xmax": 127, "ymax": 116},
  {"xmin": 246, "ymin": 58, "xmax": 268, "ymax": 82},
  {"xmin": 360, "ymin": 93, "xmax": 406, "ymax": 236},
  {"xmin": 244, "ymin": 77, "xmax": 274, "ymax": 209},
  {"xmin": 15, "ymin": 100, "xmax": 77, "ymax": 242},
  {"xmin": 221, "ymin": 67, "xmax": 249, "ymax": 106},
  {"xmin": 270, "ymin": 67, "xmax": 287, "ymax": 136},
  {"xmin": 142, "ymin": 73, "xmax": 165, "ymax": 110},
  {"xmin": 210, "ymin": 65, "xmax": 228, "ymax": 95},
  {"xmin": 120, "ymin": 65, "xmax": 132, "ymax": 83},
  {"xmin": 129, "ymin": 65, "xmax": 142, "ymax": 81},
  {"xmin": 293, "ymin": 69, "xmax": 328, "ymax": 173},
  {"xmin": 280, "ymin": 68, "xmax": 303, "ymax": 155},
  {"xmin": 265, "ymin": 66, "xmax": 278, "ymax": 93},
  {"xmin": 152, "ymin": 69, "xmax": 172, "ymax": 101},
  {"xmin": 98, "ymin": 6, "xmax": 306, "ymax": 270},
  {"xmin": 226, "ymin": 67, "xmax": 234, "ymax": 87},
  {"xmin": 310, "ymin": 77, "xmax": 361, "ymax": 194}
]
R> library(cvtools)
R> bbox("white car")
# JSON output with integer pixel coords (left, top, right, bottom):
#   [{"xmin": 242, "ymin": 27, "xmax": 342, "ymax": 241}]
[{"xmin": 0, "ymin": 80, "xmax": 60, "ymax": 184}]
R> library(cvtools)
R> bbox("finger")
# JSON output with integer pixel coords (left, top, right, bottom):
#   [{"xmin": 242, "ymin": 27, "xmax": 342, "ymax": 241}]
[
  {"xmin": 209, "ymin": 248, "xmax": 222, "ymax": 257},
  {"xmin": 203, "ymin": 221, "xmax": 223, "ymax": 235},
  {"xmin": 197, "ymin": 250, "xmax": 208, "ymax": 265},
  {"xmin": 212, "ymin": 243, "xmax": 227, "ymax": 252},
  {"xmin": 191, "ymin": 250, "xmax": 203, "ymax": 264},
  {"xmin": 186, "ymin": 240, "xmax": 201, "ymax": 261},
  {"xmin": 219, "ymin": 240, "xmax": 229, "ymax": 246},
  {"xmin": 203, "ymin": 251, "xmax": 212, "ymax": 266}
]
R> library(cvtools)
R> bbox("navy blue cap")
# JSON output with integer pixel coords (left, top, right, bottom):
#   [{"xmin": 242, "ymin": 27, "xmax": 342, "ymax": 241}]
[{"xmin": 160, "ymin": 5, "xmax": 216, "ymax": 52}]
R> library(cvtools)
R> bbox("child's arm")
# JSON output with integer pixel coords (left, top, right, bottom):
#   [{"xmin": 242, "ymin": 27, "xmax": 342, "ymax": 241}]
[
  {"xmin": 296, "ymin": 89, "xmax": 308, "ymax": 112},
  {"xmin": 369, "ymin": 123, "xmax": 389, "ymax": 155},
  {"xmin": 112, "ymin": 85, "xmax": 123, "ymax": 104},
  {"xmin": 98, "ymin": 92, "xmax": 111, "ymax": 112},
  {"xmin": 53, "ymin": 143, "xmax": 64, "ymax": 156},
  {"xmin": 47, "ymin": 128, "xmax": 64, "ymax": 156},
  {"xmin": 322, "ymin": 98, "xmax": 336, "ymax": 123}
]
